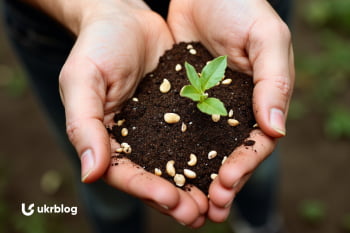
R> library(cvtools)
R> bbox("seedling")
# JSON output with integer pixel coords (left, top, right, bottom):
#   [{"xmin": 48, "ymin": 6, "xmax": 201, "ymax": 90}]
[{"xmin": 180, "ymin": 56, "xmax": 228, "ymax": 116}]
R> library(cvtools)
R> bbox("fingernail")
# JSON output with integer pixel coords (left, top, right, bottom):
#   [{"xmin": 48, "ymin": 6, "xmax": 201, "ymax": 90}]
[
  {"xmin": 270, "ymin": 108, "xmax": 286, "ymax": 136},
  {"xmin": 81, "ymin": 149, "xmax": 94, "ymax": 182}
]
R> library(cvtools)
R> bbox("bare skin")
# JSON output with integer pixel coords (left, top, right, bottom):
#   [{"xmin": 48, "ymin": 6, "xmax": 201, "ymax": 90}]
[{"xmin": 21, "ymin": 0, "xmax": 294, "ymax": 228}]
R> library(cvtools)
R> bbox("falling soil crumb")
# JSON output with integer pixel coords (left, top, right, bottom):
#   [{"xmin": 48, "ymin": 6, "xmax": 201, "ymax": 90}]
[{"xmin": 109, "ymin": 42, "xmax": 256, "ymax": 194}]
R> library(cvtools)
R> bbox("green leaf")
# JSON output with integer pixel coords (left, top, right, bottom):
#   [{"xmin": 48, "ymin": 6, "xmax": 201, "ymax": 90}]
[
  {"xmin": 200, "ymin": 56, "xmax": 227, "ymax": 90},
  {"xmin": 197, "ymin": 97, "xmax": 228, "ymax": 116},
  {"xmin": 185, "ymin": 62, "xmax": 202, "ymax": 92},
  {"xmin": 180, "ymin": 85, "xmax": 202, "ymax": 102}
]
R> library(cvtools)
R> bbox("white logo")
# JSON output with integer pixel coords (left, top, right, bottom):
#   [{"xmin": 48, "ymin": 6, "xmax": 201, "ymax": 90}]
[
  {"xmin": 21, "ymin": 203, "xmax": 35, "ymax": 216},
  {"xmin": 21, "ymin": 203, "xmax": 78, "ymax": 216}
]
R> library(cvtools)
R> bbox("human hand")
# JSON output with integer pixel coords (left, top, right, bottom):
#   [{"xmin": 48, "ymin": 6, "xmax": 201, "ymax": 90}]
[
  {"xmin": 168, "ymin": 0, "xmax": 294, "ymax": 222},
  {"xmin": 53, "ymin": 0, "xmax": 207, "ymax": 227}
]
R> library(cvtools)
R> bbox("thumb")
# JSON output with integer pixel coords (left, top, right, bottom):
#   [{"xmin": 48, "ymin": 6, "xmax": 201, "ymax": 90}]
[
  {"xmin": 59, "ymin": 56, "xmax": 110, "ymax": 183},
  {"xmin": 248, "ymin": 18, "xmax": 294, "ymax": 138}
]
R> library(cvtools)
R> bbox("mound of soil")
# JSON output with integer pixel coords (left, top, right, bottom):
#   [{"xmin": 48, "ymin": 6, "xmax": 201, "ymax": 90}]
[{"xmin": 109, "ymin": 42, "xmax": 256, "ymax": 194}]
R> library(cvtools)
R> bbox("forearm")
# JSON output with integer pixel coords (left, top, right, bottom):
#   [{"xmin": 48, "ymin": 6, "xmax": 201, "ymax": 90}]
[{"xmin": 18, "ymin": 0, "xmax": 95, "ymax": 34}]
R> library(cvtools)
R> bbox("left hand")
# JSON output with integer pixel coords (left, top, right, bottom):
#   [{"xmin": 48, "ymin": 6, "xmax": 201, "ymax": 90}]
[{"xmin": 168, "ymin": 0, "xmax": 294, "ymax": 222}]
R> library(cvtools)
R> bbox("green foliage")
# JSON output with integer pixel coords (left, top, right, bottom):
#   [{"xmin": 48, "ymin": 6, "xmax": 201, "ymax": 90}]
[
  {"xmin": 298, "ymin": 200, "xmax": 326, "ymax": 225},
  {"xmin": 293, "ymin": 0, "xmax": 350, "ymax": 140},
  {"xmin": 180, "ymin": 56, "xmax": 228, "ymax": 116},
  {"xmin": 325, "ymin": 106, "xmax": 350, "ymax": 139},
  {"xmin": 341, "ymin": 213, "xmax": 350, "ymax": 232}
]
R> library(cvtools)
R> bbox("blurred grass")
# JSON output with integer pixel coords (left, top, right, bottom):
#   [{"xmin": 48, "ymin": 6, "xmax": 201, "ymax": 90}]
[{"xmin": 291, "ymin": 0, "xmax": 350, "ymax": 140}]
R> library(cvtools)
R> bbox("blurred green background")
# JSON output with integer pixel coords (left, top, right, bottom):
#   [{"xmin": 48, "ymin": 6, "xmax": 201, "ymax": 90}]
[{"xmin": 1, "ymin": 0, "xmax": 349, "ymax": 232}]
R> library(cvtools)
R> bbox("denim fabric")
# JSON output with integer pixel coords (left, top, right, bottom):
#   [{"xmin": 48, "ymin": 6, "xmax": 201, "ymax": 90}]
[{"xmin": 1, "ymin": 0, "xmax": 291, "ymax": 232}]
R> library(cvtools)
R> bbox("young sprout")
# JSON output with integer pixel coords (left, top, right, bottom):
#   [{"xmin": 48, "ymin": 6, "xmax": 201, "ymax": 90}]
[{"xmin": 180, "ymin": 56, "xmax": 228, "ymax": 116}]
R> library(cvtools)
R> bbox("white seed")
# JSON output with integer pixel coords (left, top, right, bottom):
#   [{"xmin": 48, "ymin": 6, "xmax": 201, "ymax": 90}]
[
  {"xmin": 184, "ymin": 169, "xmax": 196, "ymax": 179},
  {"xmin": 253, "ymin": 123, "xmax": 259, "ymax": 128},
  {"xmin": 186, "ymin": 44, "xmax": 193, "ymax": 50},
  {"xmin": 228, "ymin": 118, "xmax": 240, "ymax": 127},
  {"xmin": 208, "ymin": 150, "xmax": 218, "ymax": 159},
  {"xmin": 221, "ymin": 78, "xmax": 232, "ymax": 85},
  {"xmin": 115, "ymin": 148, "xmax": 123, "ymax": 153},
  {"xmin": 187, "ymin": 153, "xmax": 197, "ymax": 166},
  {"xmin": 117, "ymin": 119, "xmax": 126, "ymax": 126},
  {"xmin": 123, "ymin": 146, "xmax": 132, "ymax": 154},
  {"xmin": 211, "ymin": 114, "xmax": 220, "ymax": 122},
  {"xmin": 164, "ymin": 113, "xmax": 181, "ymax": 124},
  {"xmin": 210, "ymin": 173, "xmax": 218, "ymax": 180},
  {"xmin": 120, "ymin": 142, "xmax": 132, "ymax": 154},
  {"xmin": 189, "ymin": 48, "xmax": 197, "ymax": 55},
  {"xmin": 174, "ymin": 174, "xmax": 186, "ymax": 187},
  {"xmin": 121, "ymin": 128, "xmax": 128, "ymax": 137},
  {"xmin": 120, "ymin": 142, "xmax": 129, "ymax": 148},
  {"xmin": 175, "ymin": 64, "xmax": 182, "ymax": 72},
  {"xmin": 154, "ymin": 168, "xmax": 162, "ymax": 176},
  {"xmin": 222, "ymin": 156, "xmax": 228, "ymax": 164},
  {"xmin": 166, "ymin": 160, "xmax": 176, "ymax": 177},
  {"xmin": 132, "ymin": 97, "xmax": 139, "ymax": 102},
  {"xmin": 181, "ymin": 122, "xmax": 187, "ymax": 132},
  {"xmin": 228, "ymin": 109, "xmax": 234, "ymax": 118},
  {"xmin": 160, "ymin": 78, "xmax": 171, "ymax": 93}
]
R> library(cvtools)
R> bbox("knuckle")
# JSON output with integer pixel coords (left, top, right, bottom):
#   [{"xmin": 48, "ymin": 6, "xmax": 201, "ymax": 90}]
[
  {"xmin": 65, "ymin": 120, "xmax": 80, "ymax": 146},
  {"xmin": 274, "ymin": 76, "xmax": 292, "ymax": 98}
]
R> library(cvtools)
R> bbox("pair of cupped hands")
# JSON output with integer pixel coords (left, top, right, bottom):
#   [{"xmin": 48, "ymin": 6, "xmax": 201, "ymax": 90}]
[{"xmin": 56, "ymin": 0, "xmax": 294, "ymax": 228}]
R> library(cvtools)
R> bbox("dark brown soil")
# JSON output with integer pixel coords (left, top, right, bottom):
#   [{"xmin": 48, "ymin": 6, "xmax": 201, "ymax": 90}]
[{"xmin": 109, "ymin": 42, "xmax": 256, "ymax": 194}]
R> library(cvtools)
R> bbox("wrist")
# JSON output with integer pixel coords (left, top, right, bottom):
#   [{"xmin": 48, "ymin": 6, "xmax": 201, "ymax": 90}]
[{"xmin": 19, "ymin": 0, "xmax": 95, "ymax": 35}]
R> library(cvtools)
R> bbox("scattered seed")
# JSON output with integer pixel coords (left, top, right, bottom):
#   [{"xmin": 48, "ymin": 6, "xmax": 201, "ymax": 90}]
[
  {"xmin": 228, "ymin": 118, "xmax": 240, "ymax": 127},
  {"xmin": 253, "ymin": 123, "xmax": 259, "ymax": 128},
  {"xmin": 228, "ymin": 109, "xmax": 234, "ymax": 118},
  {"xmin": 115, "ymin": 148, "xmax": 123, "ymax": 153},
  {"xmin": 210, "ymin": 173, "xmax": 218, "ymax": 180},
  {"xmin": 208, "ymin": 150, "xmax": 218, "ymax": 159},
  {"xmin": 166, "ymin": 160, "xmax": 176, "ymax": 177},
  {"xmin": 181, "ymin": 122, "xmax": 187, "ymax": 132},
  {"xmin": 222, "ymin": 156, "xmax": 228, "ymax": 164},
  {"xmin": 120, "ymin": 142, "xmax": 132, "ymax": 154},
  {"xmin": 120, "ymin": 142, "xmax": 129, "ymax": 148},
  {"xmin": 211, "ymin": 114, "xmax": 220, "ymax": 122},
  {"xmin": 123, "ymin": 146, "xmax": 132, "ymax": 154},
  {"xmin": 160, "ymin": 78, "xmax": 171, "ymax": 93},
  {"xmin": 174, "ymin": 174, "xmax": 186, "ymax": 187},
  {"xmin": 175, "ymin": 64, "xmax": 182, "ymax": 71},
  {"xmin": 187, "ymin": 153, "xmax": 197, "ymax": 166},
  {"xmin": 132, "ymin": 97, "xmax": 139, "ymax": 102},
  {"xmin": 184, "ymin": 169, "xmax": 196, "ymax": 179},
  {"xmin": 154, "ymin": 168, "xmax": 162, "ymax": 176},
  {"xmin": 189, "ymin": 48, "xmax": 197, "ymax": 55},
  {"xmin": 164, "ymin": 113, "xmax": 181, "ymax": 124},
  {"xmin": 186, "ymin": 44, "xmax": 193, "ymax": 50},
  {"xmin": 221, "ymin": 78, "xmax": 232, "ymax": 85},
  {"xmin": 117, "ymin": 119, "xmax": 126, "ymax": 126},
  {"xmin": 121, "ymin": 128, "xmax": 128, "ymax": 137}
]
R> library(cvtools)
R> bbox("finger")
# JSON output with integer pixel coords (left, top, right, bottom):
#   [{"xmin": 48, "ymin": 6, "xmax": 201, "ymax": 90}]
[
  {"xmin": 105, "ymin": 156, "xmax": 180, "ymax": 210},
  {"xmin": 185, "ymin": 185, "xmax": 209, "ymax": 215},
  {"xmin": 59, "ymin": 54, "xmax": 110, "ymax": 183},
  {"xmin": 248, "ymin": 17, "xmax": 294, "ymax": 137},
  {"xmin": 168, "ymin": 190, "xmax": 203, "ymax": 226},
  {"xmin": 207, "ymin": 201, "xmax": 231, "ymax": 223},
  {"xmin": 208, "ymin": 176, "xmax": 235, "ymax": 208},
  {"xmin": 216, "ymin": 130, "xmax": 276, "ymax": 189}
]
